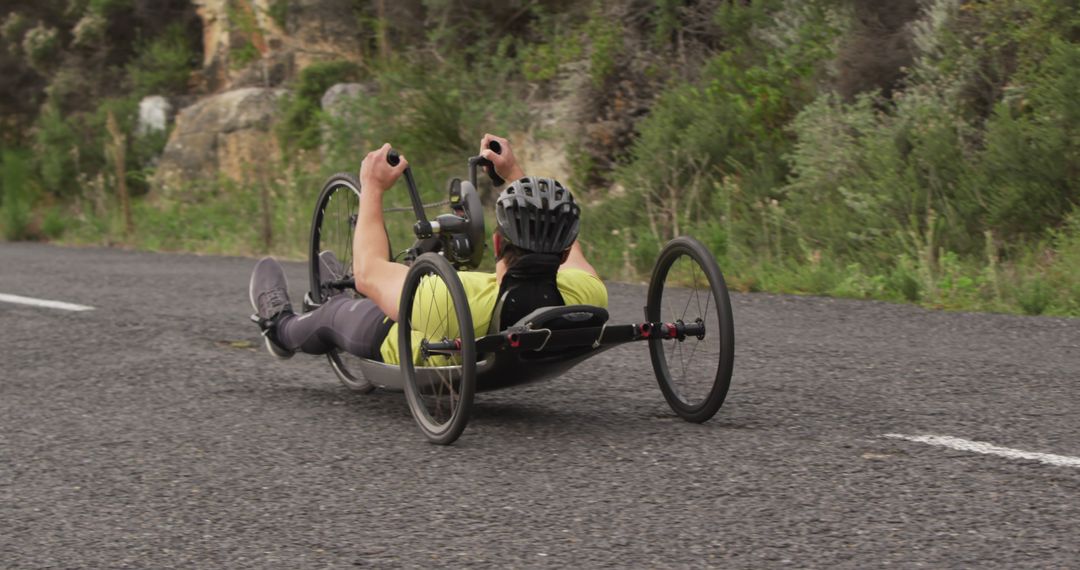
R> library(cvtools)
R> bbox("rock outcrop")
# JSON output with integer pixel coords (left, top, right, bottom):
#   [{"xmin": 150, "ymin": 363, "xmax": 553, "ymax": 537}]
[
  {"xmin": 153, "ymin": 87, "xmax": 286, "ymax": 195},
  {"xmin": 193, "ymin": 0, "xmax": 361, "ymax": 91},
  {"xmin": 320, "ymin": 82, "xmax": 373, "ymax": 117}
]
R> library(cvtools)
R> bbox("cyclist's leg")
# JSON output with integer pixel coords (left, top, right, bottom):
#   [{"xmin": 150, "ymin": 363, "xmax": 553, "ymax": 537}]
[{"xmin": 276, "ymin": 296, "xmax": 392, "ymax": 360}]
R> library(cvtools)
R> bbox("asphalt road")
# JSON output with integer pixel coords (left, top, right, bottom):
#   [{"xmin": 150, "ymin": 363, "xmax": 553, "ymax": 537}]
[{"xmin": 2, "ymin": 242, "xmax": 1079, "ymax": 568}]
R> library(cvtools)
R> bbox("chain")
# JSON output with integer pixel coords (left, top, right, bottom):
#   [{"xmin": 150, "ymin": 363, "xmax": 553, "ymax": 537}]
[{"xmin": 382, "ymin": 199, "xmax": 451, "ymax": 213}]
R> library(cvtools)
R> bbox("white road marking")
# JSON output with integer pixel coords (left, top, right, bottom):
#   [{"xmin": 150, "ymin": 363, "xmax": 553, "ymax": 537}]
[
  {"xmin": 884, "ymin": 433, "xmax": 1080, "ymax": 468},
  {"xmin": 0, "ymin": 293, "xmax": 94, "ymax": 312}
]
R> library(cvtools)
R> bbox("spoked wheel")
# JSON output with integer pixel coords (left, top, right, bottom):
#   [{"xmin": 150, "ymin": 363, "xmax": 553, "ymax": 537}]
[
  {"xmin": 646, "ymin": 237, "xmax": 735, "ymax": 423},
  {"xmin": 308, "ymin": 172, "xmax": 374, "ymax": 393},
  {"xmin": 398, "ymin": 253, "xmax": 476, "ymax": 445}
]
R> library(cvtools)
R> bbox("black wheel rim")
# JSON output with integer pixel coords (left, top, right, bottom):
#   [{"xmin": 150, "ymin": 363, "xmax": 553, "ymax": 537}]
[
  {"xmin": 310, "ymin": 177, "xmax": 368, "ymax": 390},
  {"xmin": 647, "ymin": 239, "xmax": 733, "ymax": 419},
  {"xmin": 400, "ymin": 256, "xmax": 476, "ymax": 443}
]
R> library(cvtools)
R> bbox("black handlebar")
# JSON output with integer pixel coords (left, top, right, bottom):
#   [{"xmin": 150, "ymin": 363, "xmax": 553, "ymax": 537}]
[
  {"xmin": 385, "ymin": 148, "xmax": 426, "ymax": 224},
  {"xmin": 468, "ymin": 140, "xmax": 505, "ymax": 187},
  {"xmin": 377, "ymin": 144, "xmax": 493, "ymax": 267}
]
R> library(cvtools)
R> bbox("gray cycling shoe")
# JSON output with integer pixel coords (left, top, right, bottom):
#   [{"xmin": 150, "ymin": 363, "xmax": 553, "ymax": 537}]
[
  {"xmin": 318, "ymin": 250, "xmax": 351, "ymax": 299},
  {"xmin": 248, "ymin": 257, "xmax": 295, "ymax": 360}
]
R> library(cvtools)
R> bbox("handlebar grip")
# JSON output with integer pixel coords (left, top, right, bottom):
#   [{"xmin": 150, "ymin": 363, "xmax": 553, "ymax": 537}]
[
  {"xmin": 387, "ymin": 149, "xmax": 401, "ymax": 167},
  {"xmin": 481, "ymin": 141, "xmax": 505, "ymax": 186}
]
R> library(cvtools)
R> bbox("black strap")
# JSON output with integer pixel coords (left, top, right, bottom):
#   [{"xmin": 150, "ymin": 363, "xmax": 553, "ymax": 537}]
[{"xmin": 496, "ymin": 254, "xmax": 565, "ymax": 328}]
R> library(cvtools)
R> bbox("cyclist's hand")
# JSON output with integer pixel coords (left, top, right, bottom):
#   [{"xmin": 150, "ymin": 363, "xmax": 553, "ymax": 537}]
[
  {"xmin": 359, "ymin": 143, "xmax": 406, "ymax": 193},
  {"xmin": 480, "ymin": 133, "xmax": 525, "ymax": 184}
]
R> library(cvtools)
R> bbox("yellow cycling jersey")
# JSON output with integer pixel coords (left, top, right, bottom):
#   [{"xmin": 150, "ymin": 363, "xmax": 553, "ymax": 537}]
[{"xmin": 380, "ymin": 268, "xmax": 608, "ymax": 365}]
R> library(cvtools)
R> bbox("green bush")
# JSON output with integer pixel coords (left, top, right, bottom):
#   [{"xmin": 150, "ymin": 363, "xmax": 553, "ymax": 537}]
[
  {"xmin": 89, "ymin": 0, "xmax": 134, "ymax": 16},
  {"xmin": 128, "ymin": 23, "xmax": 197, "ymax": 96},
  {"xmin": 230, "ymin": 41, "xmax": 259, "ymax": 69},
  {"xmin": 42, "ymin": 207, "xmax": 66, "ymax": 239},
  {"xmin": 35, "ymin": 104, "xmax": 80, "ymax": 197},
  {"xmin": 604, "ymin": 0, "xmax": 841, "ymax": 269},
  {"xmin": 520, "ymin": 36, "xmax": 582, "ymax": 82},
  {"xmin": 1, "ymin": 149, "xmax": 35, "ymax": 240},
  {"xmin": 585, "ymin": 9, "xmax": 622, "ymax": 87},
  {"xmin": 22, "ymin": 24, "xmax": 59, "ymax": 71},
  {"xmin": 1, "ymin": 12, "xmax": 32, "ymax": 48},
  {"xmin": 980, "ymin": 39, "xmax": 1080, "ymax": 244},
  {"xmin": 268, "ymin": 0, "xmax": 289, "ymax": 29},
  {"xmin": 1015, "ymin": 276, "xmax": 1052, "ymax": 316},
  {"xmin": 277, "ymin": 60, "xmax": 359, "ymax": 152},
  {"xmin": 72, "ymin": 13, "xmax": 108, "ymax": 49}
]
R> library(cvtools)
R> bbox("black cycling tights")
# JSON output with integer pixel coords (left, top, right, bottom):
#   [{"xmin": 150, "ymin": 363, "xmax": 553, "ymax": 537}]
[{"xmin": 275, "ymin": 296, "xmax": 392, "ymax": 360}]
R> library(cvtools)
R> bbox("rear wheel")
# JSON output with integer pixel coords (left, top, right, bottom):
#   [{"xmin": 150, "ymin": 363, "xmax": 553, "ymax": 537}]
[
  {"xmin": 646, "ymin": 237, "xmax": 734, "ymax": 423},
  {"xmin": 399, "ymin": 253, "xmax": 476, "ymax": 445},
  {"xmin": 308, "ymin": 173, "xmax": 375, "ymax": 393}
]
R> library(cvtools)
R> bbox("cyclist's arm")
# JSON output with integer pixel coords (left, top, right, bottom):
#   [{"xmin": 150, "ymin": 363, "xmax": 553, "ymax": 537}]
[
  {"xmin": 353, "ymin": 144, "xmax": 409, "ymax": 321},
  {"xmin": 559, "ymin": 240, "xmax": 599, "ymax": 279}
]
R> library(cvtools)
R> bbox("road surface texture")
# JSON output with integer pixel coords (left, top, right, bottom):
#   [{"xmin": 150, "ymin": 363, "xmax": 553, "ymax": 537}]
[{"xmin": 2, "ymin": 242, "xmax": 1078, "ymax": 568}]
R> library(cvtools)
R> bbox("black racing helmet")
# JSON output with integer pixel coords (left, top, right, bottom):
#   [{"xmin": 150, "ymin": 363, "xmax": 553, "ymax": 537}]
[{"xmin": 494, "ymin": 177, "xmax": 581, "ymax": 254}]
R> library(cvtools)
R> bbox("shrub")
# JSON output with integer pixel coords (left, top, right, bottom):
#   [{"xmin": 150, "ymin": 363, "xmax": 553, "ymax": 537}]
[
  {"xmin": 229, "ymin": 41, "xmax": 259, "ymax": 69},
  {"xmin": 585, "ymin": 9, "xmax": 622, "ymax": 87},
  {"xmin": 1016, "ymin": 277, "xmax": 1052, "ymax": 316},
  {"xmin": 128, "ymin": 23, "xmax": 197, "ymax": 96},
  {"xmin": 22, "ymin": 24, "xmax": 59, "ymax": 71},
  {"xmin": 89, "ymin": 0, "xmax": 134, "ymax": 16},
  {"xmin": 278, "ymin": 60, "xmax": 359, "ymax": 152},
  {"xmin": 72, "ymin": 13, "xmax": 108, "ymax": 49},
  {"xmin": 42, "ymin": 207, "xmax": 66, "ymax": 239},
  {"xmin": 1, "ymin": 149, "xmax": 35, "ymax": 240},
  {"xmin": 520, "ymin": 36, "xmax": 582, "ymax": 82},
  {"xmin": 1, "ymin": 12, "xmax": 31, "ymax": 49},
  {"xmin": 35, "ymin": 104, "xmax": 80, "ymax": 197},
  {"xmin": 268, "ymin": 0, "xmax": 289, "ymax": 29},
  {"xmin": 980, "ymin": 39, "xmax": 1080, "ymax": 244},
  {"xmin": 608, "ymin": 0, "xmax": 841, "ymax": 268}
]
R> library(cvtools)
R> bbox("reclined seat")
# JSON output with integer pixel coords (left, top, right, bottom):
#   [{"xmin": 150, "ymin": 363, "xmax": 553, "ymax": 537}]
[
  {"xmin": 487, "ymin": 252, "xmax": 608, "ymax": 336},
  {"xmin": 475, "ymin": 254, "xmax": 610, "ymax": 388}
]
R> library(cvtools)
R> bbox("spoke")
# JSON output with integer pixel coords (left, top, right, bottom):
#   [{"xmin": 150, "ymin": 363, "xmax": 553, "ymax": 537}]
[
  {"xmin": 677, "ymin": 336, "xmax": 689, "ymax": 399},
  {"xmin": 344, "ymin": 193, "xmax": 350, "ymax": 275},
  {"xmin": 680, "ymin": 262, "xmax": 693, "ymax": 322},
  {"xmin": 704, "ymin": 289, "xmax": 712, "ymax": 332},
  {"xmin": 450, "ymin": 368, "xmax": 458, "ymax": 420},
  {"xmin": 685, "ymin": 338, "xmax": 702, "ymax": 378},
  {"xmin": 437, "ymin": 284, "xmax": 451, "ymax": 341},
  {"xmin": 692, "ymin": 262, "xmax": 702, "ymax": 319},
  {"xmin": 425, "ymin": 273, "xmax": 437, "ymax": 339}
]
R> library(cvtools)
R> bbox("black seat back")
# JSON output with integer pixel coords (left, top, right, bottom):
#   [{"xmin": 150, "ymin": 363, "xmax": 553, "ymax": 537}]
[{"xmin": 490, "ymin": 253, "xmax": 564, "ymax": 333}]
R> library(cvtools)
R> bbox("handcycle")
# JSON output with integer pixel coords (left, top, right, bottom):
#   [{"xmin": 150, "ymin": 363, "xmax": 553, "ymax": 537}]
[{"xmin": 304, "ymin": 142, "xmax": 735, "ymax": 444}]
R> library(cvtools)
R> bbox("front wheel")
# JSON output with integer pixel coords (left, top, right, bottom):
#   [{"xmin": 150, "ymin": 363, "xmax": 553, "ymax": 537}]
[
  {"xmin": 308, "ymin": 172, "xmax": 376, "ymax": 393},
  {"xmin": 646, "ymin": 237, "xmax": 735, "ymax": 423},
  {"xmin": 399, "ymin": 253, "xmax": 477, "ymax": 445}
]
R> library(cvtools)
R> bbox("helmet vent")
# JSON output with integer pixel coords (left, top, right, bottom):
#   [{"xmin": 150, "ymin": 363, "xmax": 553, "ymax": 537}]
[{"xmin": 494, "ymin": 176, "xmax": 580, "ymax": 254}]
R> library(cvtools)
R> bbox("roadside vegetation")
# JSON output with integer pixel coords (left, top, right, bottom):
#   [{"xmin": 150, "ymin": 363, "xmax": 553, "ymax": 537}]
[{"xmin": 1, "ymin": 0, "xmax": 1077, "ymax": 316}]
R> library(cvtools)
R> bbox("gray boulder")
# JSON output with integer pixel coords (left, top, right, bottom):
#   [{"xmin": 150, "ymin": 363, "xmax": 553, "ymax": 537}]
[
  {"xmin": 321, "ymin": 82, "xmax": 373, "ymax": 117},
  {"xmin": 319, "ymin": 82, "xmax": 376, "ymax": 163},
  {"xmin": 152, "ymin": 87, "xmax": 287, "ymax": 196}
]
